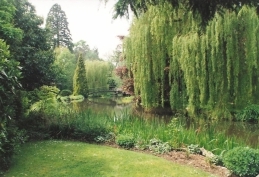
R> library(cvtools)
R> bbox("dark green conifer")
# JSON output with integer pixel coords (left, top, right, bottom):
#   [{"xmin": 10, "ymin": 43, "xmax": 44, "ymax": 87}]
[{"xmin": 73, "ymin": 54, "xmax": 88, "ymax": 97}]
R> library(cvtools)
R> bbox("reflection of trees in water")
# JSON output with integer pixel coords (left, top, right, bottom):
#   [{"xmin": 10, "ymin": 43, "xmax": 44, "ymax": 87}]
[{"xmin": 71, "ymin": 97, "xmax": 132, "ymax": 117}]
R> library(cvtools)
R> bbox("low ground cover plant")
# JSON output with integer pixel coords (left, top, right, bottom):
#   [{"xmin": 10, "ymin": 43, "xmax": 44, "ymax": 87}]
[
  {"xmin": 116, "ymin": 134, "xmax": 135, "ymax": 149},
  {"xmin": 148, "ymin": 138, "xmax": 171, "ymax": 154}
]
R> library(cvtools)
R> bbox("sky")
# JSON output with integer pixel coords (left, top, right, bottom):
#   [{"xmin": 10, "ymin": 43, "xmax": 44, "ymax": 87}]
[{"xmin": 28, "ymin": 0, "xmax": 132, "ymax": 60}]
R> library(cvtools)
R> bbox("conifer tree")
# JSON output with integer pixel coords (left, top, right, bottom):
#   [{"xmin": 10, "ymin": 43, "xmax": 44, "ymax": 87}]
[
  {"xmin": 46, "ymin": 3, "xmax": 73, "ymax": 52},
  {"xmin": 73, "ymin": 54, "xmax": 88, "ymax": 97}
]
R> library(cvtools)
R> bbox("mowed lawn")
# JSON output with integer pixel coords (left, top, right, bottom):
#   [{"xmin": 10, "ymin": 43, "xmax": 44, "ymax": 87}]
[{"xmin": 4, "ymin": 141, "xmax": 214, "ymax": 177}]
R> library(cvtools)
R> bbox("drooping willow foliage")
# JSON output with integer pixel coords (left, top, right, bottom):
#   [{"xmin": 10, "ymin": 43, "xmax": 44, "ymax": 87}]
[
  {"xmin": 124, "ymin": 3, "xmax": 259, "ymax": 119},
  {"xmin": 85, "ymin": 60, "xmax": 112, "ymax": 91}
]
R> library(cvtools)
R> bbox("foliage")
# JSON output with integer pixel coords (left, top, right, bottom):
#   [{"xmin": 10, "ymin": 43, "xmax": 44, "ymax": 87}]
[
  {"xmin": 187, "ymin": 144, "xmax": 201, "ymax": 154},
  {"xmin": 124, "ymin": 4, "xmax": 259, "ymax": 119},
  {"xmin": 166, "ymin": 118, "xmax": 183, "ymax": 148},
  {"xmin": 28, "ymin": 86, "xmax": 60, "ymax": 117},
  {"xmin": 0, "ymin": 0, "xmax": 23, "ymax": 45},
  {"xmin": 46, "ymin": 3, "xmax": 73, "ymax": 52},
  {"xmin": 59, "ymin": 89, "xmax": 72, "ymax": 97},
  {"xmin": 0, "ymin": 39, "xmax": 25, "ymax": 173},
  {"xmin": 116, "ymin": 134, "xmax": 135, "ymax": 149},
  {"xmin": 10, "ymin": 0, "xmax": 56, "ymax": 90},
  {"xmin": 149, "ymin": 138, "xmax": 171, "ymax": 154},
  {"xmin": 85, "ymin": 60, "xmax": 111, "ymax": 91},
  {"xmin": 73, "ymin": 55, "xmax": 88, "ymax": 97},
  {"xmin": 208, "ymin": 155, "xmax": 223, "ymax": 166},
  {"xmin": 0, "ymin": 127, "xmax": 27, "ymax": 174},
  {"xmin": 107, "ymin": 78, "xmax": 117, "ymax": 90},
  {"xmin": 236, "ymin": 104, "xmax": 259, "ymax": 122},
  {"xmin": 223, "ymin": 147, "xmax": 259, "ymax": 177},
  {"xmin": 110, "ymin": 0, "xmax": 259, "ymax": 24},
  {"xmin": 94, "ymin": 132, "xmax": 115, "ymax": 143},
  {"xmin": 53, "ymin": 47, "xmax": 77, "ymax": 90},
  {"xmin": 74, "ymin": 40, "xmax": 101, "ymax": 60}
]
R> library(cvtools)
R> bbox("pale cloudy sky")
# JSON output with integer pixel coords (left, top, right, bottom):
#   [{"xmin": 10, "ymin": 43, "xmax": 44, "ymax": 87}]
[{"xmin": 28, "ymin": 0, "xmax": 132, "ymax": 59}]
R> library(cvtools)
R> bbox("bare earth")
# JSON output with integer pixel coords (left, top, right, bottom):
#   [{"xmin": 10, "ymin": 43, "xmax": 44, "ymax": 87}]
[{"xmin": 153, "ymin": 150, "xmax": 230, "ymax": 177}]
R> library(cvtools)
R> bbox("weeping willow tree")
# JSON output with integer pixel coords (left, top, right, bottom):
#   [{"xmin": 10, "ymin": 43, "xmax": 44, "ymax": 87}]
[
  {"xmin": 85, "ymin": 60, "xmax": 112, "ymax": 91},
  {"xmin": 174, "ymin": 6, "xmax": 259, "ymax": 118},
  {"xmin": 125, "ymin": 3, "xmax": 259, "ymax": 119},
  {"xmin": 124, "ymin": 2, "xmax": 200, "ymax": 111}
]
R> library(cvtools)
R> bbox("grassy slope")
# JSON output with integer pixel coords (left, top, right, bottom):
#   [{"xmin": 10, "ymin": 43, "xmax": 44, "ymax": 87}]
[{"xmin": 4, "ymin": 141, "xmax": 215, "ymax": 177}]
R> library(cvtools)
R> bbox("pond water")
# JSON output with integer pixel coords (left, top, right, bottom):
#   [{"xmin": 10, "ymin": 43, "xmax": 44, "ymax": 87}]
[{"xmin": 72, "ymin": 97, "xmax": 259, "ymax": 148}]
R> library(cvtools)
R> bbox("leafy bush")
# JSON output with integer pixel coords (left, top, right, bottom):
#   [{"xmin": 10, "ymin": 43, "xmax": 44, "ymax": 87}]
[
  {"xmin": 94, "ymin": 132, "xmax": 115, "ymax": 144},
  {"xmin": 166, "ymin": 118, "xmax": 183, "ymax": 148},
  {"xmin": 59, "ymin": 89, "xmax": 72, "ymax": 96},
  {"xmin": 236, "ymin": 104, "xmax": 259, "ymax": 122},
  {"xmin": 0, "ymin": 127, "xmax": 27, "ymax": 173},
  {"xmin": 208, "ymin": 155, "xmax": 223, "ymax": 166},
  {"xmin": 135, "ymin": 138, "xmax": 149, "ymax": 150},
  {"xmin": 149, "ymin": 138, "xmax": 171, "ymax": 154},
  {"xmin": 223, "ymin": 147, "xmax": 259, "ymax": 177},
  {"xmin": 116, "ymin": 134, "xmax": 135, "ymax": 149},
  {"xmin": 187, "ymin": 144, "xmax": 201, "ymax": 154}
]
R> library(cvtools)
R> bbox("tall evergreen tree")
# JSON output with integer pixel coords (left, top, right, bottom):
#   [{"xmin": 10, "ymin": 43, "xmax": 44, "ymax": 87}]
[
  {"xmin": 46, "ymin": 4, "xmax": 73, "ymax": 52},
  {"xmin": 73, "ymin": 54, "xmax": 88, "ymax": 97}
]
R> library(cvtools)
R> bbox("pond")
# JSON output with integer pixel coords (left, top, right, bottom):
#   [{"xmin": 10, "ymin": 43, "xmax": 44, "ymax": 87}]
[{"xmin": 71, "ymin": 96, "xmax": 259, "ymax": 148}]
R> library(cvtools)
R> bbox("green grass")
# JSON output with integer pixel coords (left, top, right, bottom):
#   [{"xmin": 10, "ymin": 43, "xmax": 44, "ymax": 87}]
[{"xmin": 4, "ymin": 140, "xmax": 215, "ymax": 177}]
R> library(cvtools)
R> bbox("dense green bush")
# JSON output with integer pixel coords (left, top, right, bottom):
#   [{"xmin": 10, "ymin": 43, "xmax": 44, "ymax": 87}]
[
  {"xmin": 0, "ymin": 39, "xmax": 26, "ymax": 174},
  {"xmin": 223, "ymin": 147, "xmax": 259, "ymax": 177},
  {"xmin": 59, "ymin": 89, "xmax": 72, "ymax": 96},
  {"xmin": 116, "ymin": 134, "xmax": 135, "ymax": 149},
  {"xmin": 236, "ymin": 104, "xmax": 259, "ymax": 122}
]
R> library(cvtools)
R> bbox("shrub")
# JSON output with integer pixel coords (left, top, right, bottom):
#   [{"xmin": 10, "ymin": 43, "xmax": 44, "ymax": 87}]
[
  {"xmin": 116, "ymin": 134, "xmax": 135, "ymax": 149},
  {"xmin": 59, "ymin": 89, "xmax": 72, "ymax": 96},
  {"xmin": 135, "ymin": 137, "xmax": 149, "ymax": 150},
  {"xmin": 223, "ymin": 147, "xmax": 259, "ymax": 177},
  {"xmin": 149, "ymin": 138, "xmax": 171, "ymax": 154},
  {"xmin": 236, "ymin": 104, "xmax": 259, "ymax": 122},
  {"xmin": 166, "ymin": 118, "xmax": 183, "ymax": 148},
  {"xmin": 187, "ymin": 144, "xmax": 201, "ymax": 154},
  {"xmin": 209, "ymin": 155, "xmax": 223, "ymax": 166},
  {"xmin": 94, "ymin": 132, "xmax": 115, "ymax": 144}
]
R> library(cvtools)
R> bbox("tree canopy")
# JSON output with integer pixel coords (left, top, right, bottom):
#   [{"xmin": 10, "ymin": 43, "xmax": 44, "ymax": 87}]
[
  {"xmin": 53, "ymin": 47, "xmax": 77, "ymax": 90},
  {"xmin": 124, "ymin": 3, "xmax": 259, "ymax": 118},
  {"xmin": 46, "ymin": 3, "xmax": 73, "ymax": 52},
  {"xmin": 111, "ymin": 0, "xmax": 259, "ymax": 24},
  {"xmin": 74, "ymin": 40, "xmax": 102, "ymax": 60},
  {"xmin": 10, "ymin": 0, "xmax": 56, "ymax": 90},
  {"xmin": 0, "ymin": 0, "xmax": 23, "ymax": 45}
]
